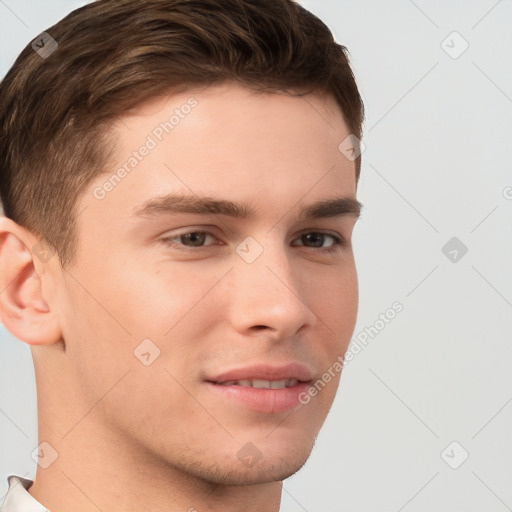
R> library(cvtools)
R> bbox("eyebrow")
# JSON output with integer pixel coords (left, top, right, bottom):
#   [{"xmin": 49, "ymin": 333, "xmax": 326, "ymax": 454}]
[{"xmin": 133, "ymin": 193, "xmax": 363, "ymax": 221}]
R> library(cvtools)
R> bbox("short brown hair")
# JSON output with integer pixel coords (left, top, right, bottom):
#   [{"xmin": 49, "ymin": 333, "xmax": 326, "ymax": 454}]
[{"xmin": 0, "ymin": 0, "xmax": 364, "ymax": 267}]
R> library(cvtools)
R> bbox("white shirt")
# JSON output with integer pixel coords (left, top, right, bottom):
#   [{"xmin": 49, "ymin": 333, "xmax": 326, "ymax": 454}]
[{"xmin": 1, "ymin": 476, "xmax": 48, "ymax": 512}]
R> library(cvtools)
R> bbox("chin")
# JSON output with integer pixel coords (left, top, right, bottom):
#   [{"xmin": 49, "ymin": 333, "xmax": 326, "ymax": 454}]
[{"xmin": 175, "ymin": 437, "xmax": 316, "ymax": 487}]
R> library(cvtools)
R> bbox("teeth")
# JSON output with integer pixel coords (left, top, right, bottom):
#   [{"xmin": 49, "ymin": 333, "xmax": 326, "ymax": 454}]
[
  {"xmin": 270, "ymin": 379, "xmax": 287, "ymax": 389},
  {"xmin": 218, "ymin": 378, "xmax": 299, "ymax": 388},
  {"xmin": 252, "ymin": 379, "xmax": 271, "ymax": 389}
]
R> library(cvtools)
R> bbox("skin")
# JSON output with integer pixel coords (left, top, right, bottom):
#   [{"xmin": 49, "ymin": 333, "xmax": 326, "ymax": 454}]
[{"xmin": 0, "ymin": 83, "xmax": 360, "ymax": 512}]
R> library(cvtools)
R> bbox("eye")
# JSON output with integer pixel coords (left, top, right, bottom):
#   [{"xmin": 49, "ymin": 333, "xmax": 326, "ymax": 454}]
[
  {"xmin": 160, "ymin": 230, "xmax": 347, "ymax": 253},
  {"xmin": 292, "ymin": 232, "xmax": 346, "ymax": 253},
  {"xmin": 162, "ymin": 231, "xmax": 218, "ymax": 248}
]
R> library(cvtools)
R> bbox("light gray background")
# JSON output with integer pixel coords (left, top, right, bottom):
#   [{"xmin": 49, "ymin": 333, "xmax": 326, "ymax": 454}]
[{"xmin": 1, "ymin": 1, "xmax": 511, "ymax": 511}]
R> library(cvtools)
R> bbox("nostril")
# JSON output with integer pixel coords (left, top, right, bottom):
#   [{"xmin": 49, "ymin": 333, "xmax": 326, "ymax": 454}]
[{"xmin": 252, "ymin": 325, "xmax": 276, "ymax": 331}]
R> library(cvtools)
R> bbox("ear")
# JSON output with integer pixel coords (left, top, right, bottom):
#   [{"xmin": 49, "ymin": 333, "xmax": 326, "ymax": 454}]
[{"xmin": 0, "ymin": 216, "xmax": 62, "ymax": 345}]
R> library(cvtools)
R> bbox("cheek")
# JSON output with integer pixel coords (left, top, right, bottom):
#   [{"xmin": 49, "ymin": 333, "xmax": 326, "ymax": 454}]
[
  {"xmin": 57, "ymin": 284, "xmax": 135, "ymax": 407},
  {"xmin": 310, "ymin": 264, "xmax": 358, "ymax": 341},
  {"xmin": 64, "ymin": 258, "xmax": 219, "ymax": 341},
  {"xmin": 58, "ymin": 260, "xmax": 227, "ymax": 392}
]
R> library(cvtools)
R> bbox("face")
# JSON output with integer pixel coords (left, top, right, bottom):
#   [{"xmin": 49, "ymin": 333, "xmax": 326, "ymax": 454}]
[{"xmin": 54, "ymin": 83, "xmax": 360, "ymax": 484}]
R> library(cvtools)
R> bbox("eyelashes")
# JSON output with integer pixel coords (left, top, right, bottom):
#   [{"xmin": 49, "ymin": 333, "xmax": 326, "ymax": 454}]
[
  {"xmin": 160, "ymin": 230, "xmax": 347, "ymax": 254},
  {"xmin": 291, "ymin": 231, "xmax": 346, "ymax": 253}
]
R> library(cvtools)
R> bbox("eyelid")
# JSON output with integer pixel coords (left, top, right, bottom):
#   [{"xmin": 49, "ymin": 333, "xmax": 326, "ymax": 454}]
[
  {"xmin": 292, "ymin": 231, "xmax": 344, "ymax": 244},
  {"xmin": 160, "ymin": 227, "xmax": 348, "ymax": 252},
  {"xmin": 292, "ymin": 231, "xmax": 348, "ymax": 253},
  {"xmin": 161, "ymin": 230, "xmax": 220, "ymax": 247}
]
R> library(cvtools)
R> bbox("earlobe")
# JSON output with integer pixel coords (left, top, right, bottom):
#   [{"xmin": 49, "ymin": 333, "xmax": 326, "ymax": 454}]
[{"xmin": 0, "ymin": 217, "xmax": 62, "ymax": 346}]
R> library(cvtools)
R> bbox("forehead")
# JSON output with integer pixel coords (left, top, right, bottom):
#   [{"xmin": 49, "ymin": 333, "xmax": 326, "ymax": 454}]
[
  {"xmin": 109, "ymin": 82, "xmax": 351, "ymax": 164},
  {"xmin": 80, "ymin": 83, "xmax": 356, "ymax": 229}
]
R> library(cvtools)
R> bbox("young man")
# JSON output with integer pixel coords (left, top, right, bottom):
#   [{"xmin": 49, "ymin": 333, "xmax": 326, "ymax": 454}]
[{"xmin": 0, "ymin": 0, "xmax": 364, "ymax": 510}]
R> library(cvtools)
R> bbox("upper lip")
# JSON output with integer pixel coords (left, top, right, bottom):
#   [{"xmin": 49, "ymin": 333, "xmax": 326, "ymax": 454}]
[{"xmin": 207, "ymin": 363, "xmax": 313, "ymax": 383}]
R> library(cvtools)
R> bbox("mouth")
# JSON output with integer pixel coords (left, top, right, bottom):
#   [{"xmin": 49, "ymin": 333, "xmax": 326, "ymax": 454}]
[
  {"xmin": 205, "ymin": 363, "xmax": 313, "ymax": 414},
  {"xmin": 214, "ymin": 378, "xmax": 301, "ymax": 389}
]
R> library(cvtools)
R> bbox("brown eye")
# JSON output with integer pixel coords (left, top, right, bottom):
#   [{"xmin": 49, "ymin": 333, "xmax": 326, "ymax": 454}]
[
  {"xmin": 178, "ymin": 232, "xmax": 207, "ymax": 246},
  {"xmin": 292, "ymin": 232, "xmax": 344, "ymax": 252},
  {"xmin": 163, "ymin": 231, "xmax": 217, "ymax": 248}
]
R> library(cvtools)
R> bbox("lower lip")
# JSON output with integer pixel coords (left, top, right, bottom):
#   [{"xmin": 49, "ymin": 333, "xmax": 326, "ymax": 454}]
[{"xmin": 206, "ymin": 381, "xmax": 311, "ymax": 414}]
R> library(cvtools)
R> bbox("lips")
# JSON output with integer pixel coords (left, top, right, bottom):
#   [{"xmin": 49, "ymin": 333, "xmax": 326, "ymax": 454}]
[
  {"xmin": 205, "ymin": 363, "xmax": 313, "ymax": 414},
  {"xmin": 207, "ymin": 362, "xmax": 313, "ymax": 384}
]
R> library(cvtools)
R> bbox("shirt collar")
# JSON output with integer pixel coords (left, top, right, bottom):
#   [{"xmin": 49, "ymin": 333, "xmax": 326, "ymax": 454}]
[{"xmin": 1, "ymin": 475, "xmax": 49, "ymax": 512}]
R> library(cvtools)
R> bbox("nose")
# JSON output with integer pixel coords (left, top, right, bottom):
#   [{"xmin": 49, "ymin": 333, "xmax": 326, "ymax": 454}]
[{"xmin": 226, "ymin": 239, "xmax": 318, "ymax": 341}]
